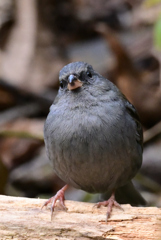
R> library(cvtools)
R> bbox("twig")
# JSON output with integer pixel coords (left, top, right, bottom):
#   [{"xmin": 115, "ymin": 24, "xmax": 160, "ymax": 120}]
[
  {"xmin": 0, "ymin": 78, "xmax": 56, "ymax": 108},
  {"xmin": 0, "ymin": 129, "xmax": 43, "ymax": 141},
  {"xmin": 136, "ymin": 173, "xmax": 161, "ymax": 193},
  {"xmin": 143, "ymin": 121, "xmax": 161, "ymax": 143},
  {"xmin": 0, "ymin": 102, "xmax": 42, "ymax": 126}
]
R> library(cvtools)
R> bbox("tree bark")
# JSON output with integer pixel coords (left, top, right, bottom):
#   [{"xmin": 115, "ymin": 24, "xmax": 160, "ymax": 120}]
[{"xmin": 0, "ymin": 195, "xmax": 160, "ymax": 239}]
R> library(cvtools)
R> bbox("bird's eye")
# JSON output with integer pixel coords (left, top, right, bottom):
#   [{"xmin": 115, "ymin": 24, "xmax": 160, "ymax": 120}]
[
  {"xmin": 87, "ymin": 71, "xmax": 92, "ymax": 78},
  {"xmin": 60, "ymin": 81, "xmax": 64, "ymax": 89}
]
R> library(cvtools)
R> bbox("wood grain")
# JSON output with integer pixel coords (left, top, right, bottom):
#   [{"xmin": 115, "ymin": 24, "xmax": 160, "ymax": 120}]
[{"xmin": 0, "ymin": 195, "xmax": 160, "ymax": 239}]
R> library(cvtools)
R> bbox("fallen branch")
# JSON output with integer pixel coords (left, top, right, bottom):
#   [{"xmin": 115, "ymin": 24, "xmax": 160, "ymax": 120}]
[{"xmin": 0, "ymin": 195, "xmax": 160, "ymax": 239}]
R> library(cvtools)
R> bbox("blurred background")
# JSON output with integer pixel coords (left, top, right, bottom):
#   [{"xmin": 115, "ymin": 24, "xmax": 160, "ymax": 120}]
[{"xmin": 0, "ymin": 0, "xmax": 161, "ymax": 206}]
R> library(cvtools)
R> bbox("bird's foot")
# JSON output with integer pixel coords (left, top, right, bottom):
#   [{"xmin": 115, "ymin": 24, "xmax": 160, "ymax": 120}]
[
  {"xmin": 41, "ymin": 184, "xmax": 69, "ymax": 219},
  {"xmin": 94, "ymin": 192, "xmax": 123, "ymax": 221}
]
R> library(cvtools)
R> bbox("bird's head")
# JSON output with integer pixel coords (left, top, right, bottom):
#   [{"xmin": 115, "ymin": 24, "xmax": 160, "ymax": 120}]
[{"xmin": 59, "ymin": 62, "xmax": 94, "ymax": 91}]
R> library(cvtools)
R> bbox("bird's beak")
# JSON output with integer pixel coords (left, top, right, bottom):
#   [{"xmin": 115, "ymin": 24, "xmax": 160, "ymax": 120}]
[{"xmin": 67, "ymin": 74, "xmax": 83, "ymax": 90}]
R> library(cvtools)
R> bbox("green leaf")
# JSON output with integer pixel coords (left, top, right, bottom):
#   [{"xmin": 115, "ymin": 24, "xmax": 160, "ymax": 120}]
[
  {"xmin": 154, "ymin": 16, "xmax": 161, "ymax": 50},
  {"xmin": 144, "ymin": 0, "xmax": 161, "ymax": 8}
]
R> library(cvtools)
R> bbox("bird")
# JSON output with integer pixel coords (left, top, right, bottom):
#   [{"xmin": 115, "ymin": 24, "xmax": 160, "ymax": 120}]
[{"xmin": 42, "ymin": 61, "xmax": 145, "ymax": 220}]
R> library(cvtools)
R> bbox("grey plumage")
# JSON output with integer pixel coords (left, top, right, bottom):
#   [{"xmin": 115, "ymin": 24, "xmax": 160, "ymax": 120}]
[{"xmin": 44, "ymin": 61, "xmax": 144, "ymax": 203}]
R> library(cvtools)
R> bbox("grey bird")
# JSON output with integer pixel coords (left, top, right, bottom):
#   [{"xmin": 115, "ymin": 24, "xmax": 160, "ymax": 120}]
[{"xmin": 42, "ymin": 61, "xmax": 146, "ymax": 220}]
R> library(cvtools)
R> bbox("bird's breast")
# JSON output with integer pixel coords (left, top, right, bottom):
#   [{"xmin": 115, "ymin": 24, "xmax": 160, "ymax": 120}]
[{"xmin": 44, "ymin": 100, "xmax": 142, "ymax": 193}]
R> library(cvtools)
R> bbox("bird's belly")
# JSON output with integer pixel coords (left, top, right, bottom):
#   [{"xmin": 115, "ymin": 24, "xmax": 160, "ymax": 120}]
[
  {"xmin": 54, "ymin": 155, "xmax": 124, "ymax": 193},
  {"xmin": 49, "ymin": 129, "xmax": 141, "ymax": 193},
  {"xmin": 45, "ymin": 107, "xmax": 142, "ymax": 194}
]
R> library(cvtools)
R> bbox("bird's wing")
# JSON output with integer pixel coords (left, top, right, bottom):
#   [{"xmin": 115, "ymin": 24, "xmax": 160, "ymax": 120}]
[{"xmin": 124, "ymin": 99, "xmax": 143, "ymax": 150}]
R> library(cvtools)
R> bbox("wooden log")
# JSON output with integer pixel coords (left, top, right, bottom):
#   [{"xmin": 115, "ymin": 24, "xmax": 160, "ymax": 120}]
[{"xmin": 0, "ymin": 195, "xmax": 160, "ymax": 239}]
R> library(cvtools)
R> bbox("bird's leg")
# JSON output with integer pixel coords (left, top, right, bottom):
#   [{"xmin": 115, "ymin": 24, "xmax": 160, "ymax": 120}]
[
  {"xmin": 94, "ymin": 192, "xmax": 123, "ymax": 221},
  {"xmin": 41, "ymin": 184, "xmax": 69, "ymax": 219}
]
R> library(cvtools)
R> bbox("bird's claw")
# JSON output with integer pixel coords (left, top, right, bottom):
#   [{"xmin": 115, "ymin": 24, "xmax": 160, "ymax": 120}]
[
  {"xmin": 41, "ymin": 185, "xmax": 68, "ymax": 220},
  {"xmin": 93, "ymin": 193, "xmax": 123, "ymax": 221}
]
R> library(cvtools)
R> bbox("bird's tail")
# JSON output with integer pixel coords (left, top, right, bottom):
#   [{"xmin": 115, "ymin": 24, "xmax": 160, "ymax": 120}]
[{"xmin": 101, "ymin": 181, "xmax": 146, "ymax": 206}]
